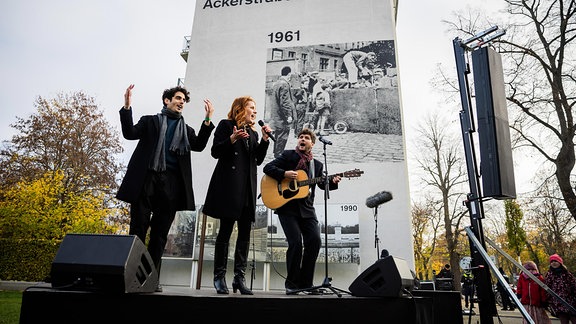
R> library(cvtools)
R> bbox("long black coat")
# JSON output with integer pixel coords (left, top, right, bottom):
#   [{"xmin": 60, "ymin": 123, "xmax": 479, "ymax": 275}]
[
  {"xmin": 202, "ymin": 120, "xmax": 269, "ymax": 221},
  {"xmin": 116, "ymin": 108, "xmax": 214, "ymax": 210}
]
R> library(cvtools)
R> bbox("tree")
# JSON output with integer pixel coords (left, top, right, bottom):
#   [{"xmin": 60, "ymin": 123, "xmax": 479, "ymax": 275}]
[
  {"xmin": 524, "ymin": 175, "xmax": 576, "ymax": 260},
  {"xmin": 411, "ymin": 198, "xmax": 442, "ymax": 280},
  {"xmin": 0, "ymin": 170, "xmax": 118, "ymax": 240},
  {"xmin": 445, "ymin": 0, "xmax": 576, "ymax": 221},
  {"xmin": 413, "ymin": 112, "xmax": 469, "ymax": 288},
  {"xmin": 0, "ymin": 91, "xmax": 123, "ymax": 198},
  {"xmin": 504, "ymin": 199, "xmax": 527, "ymax": 258},
  {"xmin": 0, "ymin": 91, "xmax": 129, "ymax": 235}
]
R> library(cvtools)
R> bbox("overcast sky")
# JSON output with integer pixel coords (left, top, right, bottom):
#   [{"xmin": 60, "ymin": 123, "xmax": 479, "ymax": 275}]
[{"xmin": 0, "ymin": 0, "xmax": 513, "ymax": 192}]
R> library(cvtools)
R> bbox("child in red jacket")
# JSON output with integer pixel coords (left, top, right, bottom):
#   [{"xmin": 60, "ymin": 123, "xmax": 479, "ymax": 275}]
[{"xmin": 516, "ymin": 261, "xmax": 552, "ymax": 324}]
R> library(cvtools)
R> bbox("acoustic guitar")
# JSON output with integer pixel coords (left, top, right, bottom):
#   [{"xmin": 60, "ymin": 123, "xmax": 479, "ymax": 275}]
[{"xmin": 260, "ymin": 168, "xmax": 364, "ymax": 209}]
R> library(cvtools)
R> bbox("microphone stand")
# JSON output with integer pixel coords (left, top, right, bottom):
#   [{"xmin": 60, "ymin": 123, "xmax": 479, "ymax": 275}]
[
  {"xmin": 291, "ymin": 139, "xmax": 351, "ymax": 297},
  {"xmin": 249, "ymin": 222, "xmax": 256, "ymax": 290},
  {"xmin": 373, "ymin": 206, "xmax": 380, "ymax": 259}
]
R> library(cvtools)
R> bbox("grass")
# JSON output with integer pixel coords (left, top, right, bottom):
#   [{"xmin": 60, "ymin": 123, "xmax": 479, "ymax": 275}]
[{"xmin": 0, "ymin": 291, "xmax": 23, "ymax": 324}]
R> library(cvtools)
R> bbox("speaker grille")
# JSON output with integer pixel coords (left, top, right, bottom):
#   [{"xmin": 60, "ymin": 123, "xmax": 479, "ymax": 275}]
[
  {"xmin": 50, "ymin": 234, "xmax": 158, "ymax": 293},
  {"xmin": 472, "ymin": 47, "xmax": 516, "ymax": 199},
  {"xmin": 349, "ymin": 256, "xmax": 414, "ymax": 297}
]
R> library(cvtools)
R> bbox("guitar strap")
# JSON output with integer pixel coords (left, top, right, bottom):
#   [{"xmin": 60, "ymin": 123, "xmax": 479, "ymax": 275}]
[
  {"xmin": 308, "ymin": 160, "xmax": 315, "ymax": 197},
  {"xmin": 309, "ymin": 160, "xmax": 315, "ymax": 179}
]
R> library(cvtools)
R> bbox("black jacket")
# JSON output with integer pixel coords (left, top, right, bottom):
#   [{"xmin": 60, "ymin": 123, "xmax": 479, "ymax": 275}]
[
  {"xmin": 116, "ymin": 108, "xmax": 214, "ymax": 209},
  {"xmin": 202, "ymin": 120, "xmax": 269, "ymax": 220}
]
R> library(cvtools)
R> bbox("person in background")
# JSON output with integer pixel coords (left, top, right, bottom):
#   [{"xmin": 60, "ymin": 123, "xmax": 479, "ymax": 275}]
[
  {"xmin": 116, "ymin": 84, "xmax": 214, "ymax": 292},
  {"xmin": 436, "ymin": 263, "xmax": 454, "ymax": 290},
  {"xmin": 437, "ymin": 264, "xmax": 454, "ymax": 279},
  {"xmin": 497, "ymin": 266, "xmax": 516, "ymax": 311},
  {"xmin": 342, "ymin": 50, "xmax": 377, "ymax": 88},
  {"xmin": 516, "ymin": 261, "xmax": 552, "ymax": 324},
  {"xmin": 544, "ymin": 254, "xmax": 576, "ymax": 324},
  {"xmin": 269, "ymin": 66, "xmax": 296, "ymax": 158},
  {"xmin": 332, "ymin": 72, "xmax": 350, "ymax": 89},
  {"xmin": 202, "ymin": 96, "xmax": 271, "ymax": 295},
  {"xmin": 314, "ymin": 84, "xmax": 331, "ymax": 136},
  {"xmin": 293, "ymin": 87, "xmax": 308, "ymax": 134},
  {"xmin": 461, "ymin": 270, "xmax": 474, "ymax": 309},
  {"xmin": 263, "ymin": 128, "xmax": 341, "ymax": 295}
]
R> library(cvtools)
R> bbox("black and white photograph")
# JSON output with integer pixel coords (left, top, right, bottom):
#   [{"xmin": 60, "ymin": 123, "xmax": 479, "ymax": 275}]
[
  {"xmin": 164, "ymin": 210, "xmax": 198, "ymax": 259},
  {"xmin": 267, "ymin": 202, "xmax": 360, "ymax": 265},
  {"xmin": 263, "ymin": 40, "xmax": 404, "ymax": 164}
]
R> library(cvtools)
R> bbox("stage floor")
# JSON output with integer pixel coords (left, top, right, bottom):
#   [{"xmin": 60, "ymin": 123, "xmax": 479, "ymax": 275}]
[{"xmin": 18, "ymin": 283, "xmax": 464, "ymax": 324}]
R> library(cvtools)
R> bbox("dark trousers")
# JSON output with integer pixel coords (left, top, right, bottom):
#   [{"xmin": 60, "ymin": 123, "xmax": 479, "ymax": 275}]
[
  {"xmin": 214, "ymin": 207, "xmax": 253, "ymax": 278},
  {"xmin": 295, "ymin": 103, "xmax": 307, "ymax": 134},
  {"xmin": 464, "ymin": 293, "xmax": 471, "ymax": 307},
  {"xmin": 278, "ymin": 213, "xmax": 321, "ymax": 289},
  {"xmin": 499, "ymin": 288, "xmax": 515, "ymax": 309},
  {"xmin": 273, "ymin": 122, "xmax": 291, "ymax": 158},
  {"xmin": 129, "ymin": 170, "xmax": 184, "ymax": 274},
  {"xmin": 215, "ymin": 207, "xmax": 253, "ymax": 245}
]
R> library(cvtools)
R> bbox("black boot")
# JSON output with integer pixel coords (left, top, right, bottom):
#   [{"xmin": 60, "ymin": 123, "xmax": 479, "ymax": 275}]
[
  {"xmin": 154, "ymin": 262, "xmax": 163, "ymax": 292},
  {"xmin": 232, "ymin": 241, "xmax": 253, "ymax": 295},
  {"xmin": 213, "ymin": 242, "xmax": 229, "ymax": 294}
]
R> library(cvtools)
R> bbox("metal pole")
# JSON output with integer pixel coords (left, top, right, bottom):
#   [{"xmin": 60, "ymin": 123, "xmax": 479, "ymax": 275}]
[
  {"xmin": 453, "ymin": 30, "xmax": 501, "ymax": 323},
  {"xmin": 466, "ymin": 227, "xmax": 535, "ymax": 324}
]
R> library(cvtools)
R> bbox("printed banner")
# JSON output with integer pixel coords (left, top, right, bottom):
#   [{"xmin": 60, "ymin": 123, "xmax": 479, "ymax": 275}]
[{"xmin": 184, "ymin": 0, "xmax": 413, "ymax": 277}]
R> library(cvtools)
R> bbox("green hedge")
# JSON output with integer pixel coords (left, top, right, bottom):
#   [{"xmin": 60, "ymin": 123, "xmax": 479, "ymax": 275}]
[{"xmin": 0, "ymin": 238, "xmax": 61, "ymax": 282}]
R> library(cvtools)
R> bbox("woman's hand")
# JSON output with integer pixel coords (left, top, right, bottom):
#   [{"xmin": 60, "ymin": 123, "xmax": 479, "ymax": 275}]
[
  {"xmin": 230, "ymin": 126, "xmax": 249, "ymax": 143},
  {"xmin": 261, "ymin": 123, "xmax": 273, "ymax": 141}
]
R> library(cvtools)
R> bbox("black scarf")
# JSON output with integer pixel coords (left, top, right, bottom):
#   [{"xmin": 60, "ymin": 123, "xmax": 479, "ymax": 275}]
[{"xmin": 150, "ymin": 107, "xmax": 190, "ymax": 172}]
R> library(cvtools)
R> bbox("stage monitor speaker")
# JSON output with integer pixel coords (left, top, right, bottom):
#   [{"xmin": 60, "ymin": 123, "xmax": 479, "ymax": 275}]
[
  {"xmin": 50, "ymin": 233, "xmax": 158, "ymax": 293},
  {"xmin": 472, "ymin": 46, "xmax": 516, "ymax": 199},
  {"xmin": 349, "ymin": 256, "xmax": 415, "ymax": 297}
]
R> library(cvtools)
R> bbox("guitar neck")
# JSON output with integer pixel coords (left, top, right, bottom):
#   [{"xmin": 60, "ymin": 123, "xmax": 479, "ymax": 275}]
[{"xmin": 299, "ymin": 173, "xmax": 341, "ymax": 186}]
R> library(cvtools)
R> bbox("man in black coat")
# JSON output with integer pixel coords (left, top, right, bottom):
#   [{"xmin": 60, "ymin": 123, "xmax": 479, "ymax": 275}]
[
  {"xmin": 497, "ymin": 267, "xmax": 515, "ymax": 311},
  {"xmin": 116, "ymin": 84, "xmax": 214, "ymax": 290},
  {"xmin": 263, "ymin": 128, "xmax": 341, "ymax": 294}
]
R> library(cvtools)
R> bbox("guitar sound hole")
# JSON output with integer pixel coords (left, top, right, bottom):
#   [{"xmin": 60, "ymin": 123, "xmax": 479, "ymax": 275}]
[
  {"xmin": 288, "ymin": 180, "xmax": 298, "ymax": 191},
  {"xmin": 282, "ymin": 190, "xmax": 299, "ymax": 199}
]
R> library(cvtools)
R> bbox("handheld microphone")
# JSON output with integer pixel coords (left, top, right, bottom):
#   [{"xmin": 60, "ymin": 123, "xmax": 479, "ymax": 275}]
[
  {"xmin": 365, "ymin": 191, "xmax": 393, "ymax": 208},
  {"xmin": 257, "ymin": 120, "xmax": 275, "ymax": 141},
  {"xmin": 318, "ymin": 136, "xmax": 332, "ymax": 145}
]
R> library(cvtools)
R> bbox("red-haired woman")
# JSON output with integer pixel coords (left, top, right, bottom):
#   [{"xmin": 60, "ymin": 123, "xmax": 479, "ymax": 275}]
[{"xmin": 203, "ymin": 96, "xmax": 271, "ymax": 295}]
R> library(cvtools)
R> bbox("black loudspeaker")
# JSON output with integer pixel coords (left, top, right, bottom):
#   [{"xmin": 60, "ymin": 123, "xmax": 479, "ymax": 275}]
[
  {"xmin": 472, "ymin": 46, "xmax": 516, "ymax": 199},
  {"xmin": 50, "ymin": 234, "xmax": 158, "ymax": 293},
  {"xmin": 349, "ymin": 256, "xmax": 415, "ymax": 297}
]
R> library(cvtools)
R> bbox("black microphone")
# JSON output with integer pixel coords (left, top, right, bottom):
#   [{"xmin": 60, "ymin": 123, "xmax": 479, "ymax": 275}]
[
  {"xmin": 318, "ymin": 136, "xmax": 332, "ymax": 145},
  {"xmin": 258, "ymin": 120, "xmax": 275, "ymax": 141},
  {"xmin": 380, "ymin": 249, "xmax": 390, "ymax": 259},
  {"xmin": 365, "ymin": 191, "xmax": 393, "ymax": 208}
]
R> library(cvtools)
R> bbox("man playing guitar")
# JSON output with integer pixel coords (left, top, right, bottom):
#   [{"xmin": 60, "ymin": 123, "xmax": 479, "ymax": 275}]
[{"xmin": 263, "ymin": 128, "xmax": 341, "ymax": 295}]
